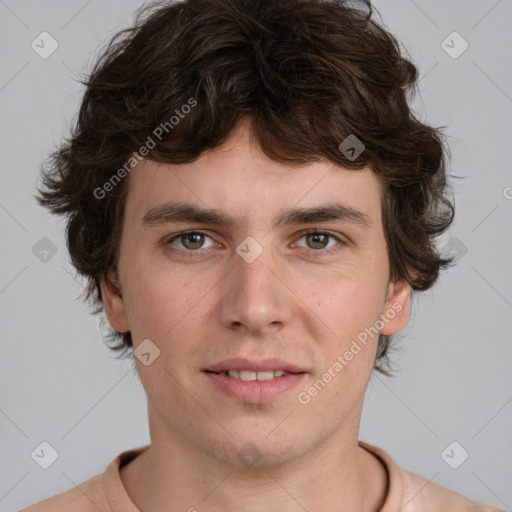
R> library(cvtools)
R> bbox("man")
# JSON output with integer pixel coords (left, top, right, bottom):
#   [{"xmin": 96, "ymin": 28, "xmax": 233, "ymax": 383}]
[{"xmin": 22, "ymin": 0, "xmax": 502, "ymax": 510}]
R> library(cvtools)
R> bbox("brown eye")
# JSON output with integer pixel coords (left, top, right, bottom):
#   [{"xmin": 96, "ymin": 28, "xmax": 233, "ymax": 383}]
[
  {"xmin": 305, "ymin": 232, "xmax": 330, "ymax": 250},
  {"xmin": 294, "ymin": 230, "xmax": 346, "ymax": 255},
  {"xmin": 180, "ymin": 232, "xmax": 205, "ymax": 250},
  {"xmin": 166, "ymin": 231, "xmax": 215, "ymax": 252}
]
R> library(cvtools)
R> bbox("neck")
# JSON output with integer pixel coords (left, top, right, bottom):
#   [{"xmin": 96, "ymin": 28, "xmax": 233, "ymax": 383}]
[{"xmin": 120, "ymin": 419, "xmax": 388, "ymax": 511}]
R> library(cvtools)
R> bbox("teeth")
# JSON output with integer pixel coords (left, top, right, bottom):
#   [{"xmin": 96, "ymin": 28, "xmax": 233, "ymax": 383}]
[
  {"xmin": 239, "ymin": 370, "xmax": 257, "ymax": 381},
  {"xmin": 254, "ymin": 371, "xmax": 275, "ymax": 381},
  {"xmin": 221, "ymin": 370, "xmax": 288, "ymax": 381}
]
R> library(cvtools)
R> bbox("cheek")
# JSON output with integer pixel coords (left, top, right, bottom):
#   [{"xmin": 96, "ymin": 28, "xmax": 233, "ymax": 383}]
[
  {"xmin": 298, "ymin": 268, "xmax": 385, "ymax": 340},
  {"xmin": 122, "ymin": 263, "xmax": 202, "ymax": 346}
]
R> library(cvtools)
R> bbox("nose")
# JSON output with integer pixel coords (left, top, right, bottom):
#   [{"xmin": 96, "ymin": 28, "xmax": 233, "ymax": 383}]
[{"xmin": 217, "ymin": 244, "xmax": 294, "ymax": 335}]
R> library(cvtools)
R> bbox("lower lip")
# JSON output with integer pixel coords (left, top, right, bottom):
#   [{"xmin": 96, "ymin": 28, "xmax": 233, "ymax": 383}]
[{"xmin": 204, "ymin": 371, "xmax": 307, "ymax": 403}]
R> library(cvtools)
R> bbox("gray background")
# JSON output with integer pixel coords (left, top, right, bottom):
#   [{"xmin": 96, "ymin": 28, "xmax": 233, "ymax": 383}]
[{"xmin": 0, "ymin": 0, "xmax": 511, "ymax": 510}]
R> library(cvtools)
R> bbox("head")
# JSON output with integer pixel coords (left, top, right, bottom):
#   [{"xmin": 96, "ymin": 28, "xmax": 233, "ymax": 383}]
[{"xmin": 36, "ymin": 0, "xmax": 455, "ymax": 465}]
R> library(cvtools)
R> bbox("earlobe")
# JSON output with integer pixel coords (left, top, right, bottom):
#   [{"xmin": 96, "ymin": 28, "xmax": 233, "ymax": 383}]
[{"xmin": 99, "ymin": 270, "xmax": 130, "ymax": 333}]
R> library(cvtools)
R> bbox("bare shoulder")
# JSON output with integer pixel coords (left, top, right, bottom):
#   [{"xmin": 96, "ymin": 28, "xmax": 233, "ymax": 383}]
[
  {"xmin": 19, "ymin": 474, "xmax": 110, "ymax": 512},
  {"xmin": 400, "ymin": 469, "xmax": 504, "ymax": 512}
]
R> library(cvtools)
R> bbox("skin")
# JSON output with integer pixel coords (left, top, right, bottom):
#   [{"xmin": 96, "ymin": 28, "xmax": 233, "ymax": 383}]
[{"xmin": 100, "ymin": 117, "xmax": 414, "ymax": 511}]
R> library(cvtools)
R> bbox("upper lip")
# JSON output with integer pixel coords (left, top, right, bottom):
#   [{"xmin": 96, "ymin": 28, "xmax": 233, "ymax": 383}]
[{"xmin": 204, "ymin": 357, "xmax": 307, "ymax": 374}]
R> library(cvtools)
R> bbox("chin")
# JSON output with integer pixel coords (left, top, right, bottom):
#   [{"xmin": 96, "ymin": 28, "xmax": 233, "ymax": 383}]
[{"xmin": 198, "ymin": 427, "xmax": 311, "ymax": 469}]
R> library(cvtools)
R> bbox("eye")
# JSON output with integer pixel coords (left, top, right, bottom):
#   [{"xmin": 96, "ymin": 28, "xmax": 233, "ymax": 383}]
[
  {"xmin": 165, "ymin": 230, "xmax": 216, "ymax": 253},
  {"xmin": 294, "ymin": 230, "xmax": 346, "ymax": 254}
]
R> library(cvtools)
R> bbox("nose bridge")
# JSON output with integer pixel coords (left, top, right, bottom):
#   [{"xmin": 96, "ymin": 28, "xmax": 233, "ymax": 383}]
[{"xmin": 218, "ymin": 238, "xmax": 292, "ymax": 332}]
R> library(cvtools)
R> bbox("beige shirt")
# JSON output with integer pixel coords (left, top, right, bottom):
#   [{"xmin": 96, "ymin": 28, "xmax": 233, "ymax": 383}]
[{"xmin": 20, "ymin": 441, "xmax": 502, "ymax": 511}]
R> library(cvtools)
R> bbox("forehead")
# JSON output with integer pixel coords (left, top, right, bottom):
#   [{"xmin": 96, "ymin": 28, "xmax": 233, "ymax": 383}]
[{"xmin": 123, "ymin": 123, "xmax": 383, "ymax": 229}]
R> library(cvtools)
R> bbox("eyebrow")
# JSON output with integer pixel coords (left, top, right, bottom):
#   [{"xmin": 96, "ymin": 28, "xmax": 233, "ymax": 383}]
[{"xmin": 141, "ymin": 201, "xmax": 372, "ymax": 229}]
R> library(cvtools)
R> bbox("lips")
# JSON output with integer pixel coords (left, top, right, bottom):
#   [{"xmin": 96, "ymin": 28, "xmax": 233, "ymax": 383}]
[
  {"xmin": 204, "ymin": 357, "xmax": 307, "ymax": 374},
  {"xmin": 219, "ymin": 369, "xmax": 288, "ymax": 381},
  {"xmin": 203, "ymin": 357, "xmax": 307, "ymax": 402}
]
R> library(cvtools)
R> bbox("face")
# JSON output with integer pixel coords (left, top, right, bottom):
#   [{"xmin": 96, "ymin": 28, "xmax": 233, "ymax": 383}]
[{"xmin": 100, "ymin": 119, "xmax": 413, "ymax": 468}]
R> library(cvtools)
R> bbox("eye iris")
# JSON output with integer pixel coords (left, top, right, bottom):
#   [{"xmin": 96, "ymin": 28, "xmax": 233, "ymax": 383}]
[
  {"xmin": 182, "ymin": 232, "xmax": 204, "ymax": 250},
  {"xmin": 307, "ymin": 233, "xmax": 328, "ymax": 249}
]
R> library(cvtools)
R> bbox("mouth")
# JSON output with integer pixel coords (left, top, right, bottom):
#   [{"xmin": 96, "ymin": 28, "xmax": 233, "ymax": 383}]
[
  {"xmin": 204, "ymin": 369, "xmax": 300, "ymax": 381},
  {"xmin": 203, "ymin": 358, "xmax": 308, "ymax": 402},
  {"xmin": 204, "ymin": 357, "xmax": 306, "ymax": 375}
]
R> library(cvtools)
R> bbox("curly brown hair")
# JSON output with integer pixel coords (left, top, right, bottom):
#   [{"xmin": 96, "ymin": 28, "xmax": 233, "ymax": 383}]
[{"xmin": 35, "ymin": 0, "xmax": 456, "ymax": 376}]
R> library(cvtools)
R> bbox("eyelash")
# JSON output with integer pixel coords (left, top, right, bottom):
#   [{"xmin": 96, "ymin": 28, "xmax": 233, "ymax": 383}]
[{"xmin": 164, "ymin": 229, "xmax": 346, "ymax": 258}]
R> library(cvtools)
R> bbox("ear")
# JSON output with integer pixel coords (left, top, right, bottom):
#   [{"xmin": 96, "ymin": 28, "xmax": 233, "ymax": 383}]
[
  {"xmin": 99, "ymin": 269, "xmax": 130, "ymax": 333},
  {"xmin": 379, "ymin": 265, "xmax": 416, "ymax": 336}
]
